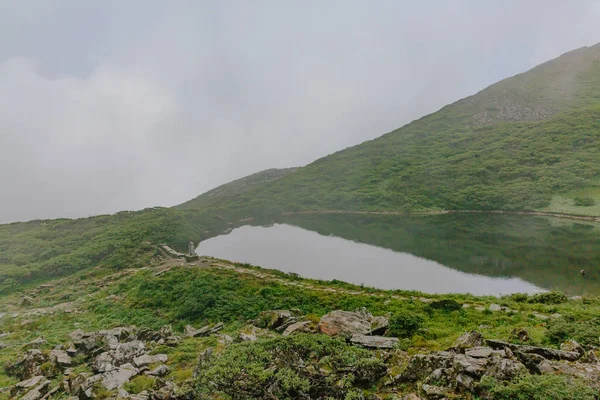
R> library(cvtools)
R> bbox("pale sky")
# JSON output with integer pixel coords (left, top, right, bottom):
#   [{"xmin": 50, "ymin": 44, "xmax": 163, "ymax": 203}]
[{"xmin": 1, "ymin": 0, "xmax": 600, "ymax": 223}]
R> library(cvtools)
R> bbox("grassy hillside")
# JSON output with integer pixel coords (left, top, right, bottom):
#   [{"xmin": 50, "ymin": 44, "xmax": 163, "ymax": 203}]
[
  {"xmin": 179, "ymin": 167, "xmax": 298, "ymax": 209},
  {"xmin": 192, "ymin": 44, "xmax": 600, "ymax": 217}
]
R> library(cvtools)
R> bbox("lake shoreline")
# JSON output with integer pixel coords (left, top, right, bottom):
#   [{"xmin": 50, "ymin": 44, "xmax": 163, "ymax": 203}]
[{"xmin": 281, "ymin": 209, "xmax": 600, "ymax": 222}]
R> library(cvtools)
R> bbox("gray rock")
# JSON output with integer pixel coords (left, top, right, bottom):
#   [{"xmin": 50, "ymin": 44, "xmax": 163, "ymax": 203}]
[
  {"xmin": 370, "ymin": 315, "xmax": 389, "ymax": 335},
  {"xmin": 101, "ymin": 363, "xmax": 138, "ymax": 390},
  {"xmin": 452, "ymin": 354, "xmax": 488, "ymax": 378},
  {"xmin": 318, "ymin": 310, "xmax": 372, "ymax": 338},
  {"xmin": 6, "ymin": 349, "xmax": 47, "ymax": 380},
  {"xmin": 93, "ymin": 352, "xmax": 116, "ymax": 373},
  {"xmin": 398, "ymin": 352, "xmax": 455, "ymax": 382},
  {"xmin": 145, "ymin": 364, "xmax": 169, "ymax": 377},
  {"xmin": 184, "ymin": 322, "xmax": 224, "ymax": 337},
  {"xmin": 282, "ymin": 321, "xmax": 311, "ymax": 336},
  {"xmin": 489, "ymin": 304, "xmax": 502, "ymax": 312},
  {"xmin": 15, "ymin": 376, "xmax": 46, "ymax": 390},
  {"xmin": 350, "ymin": 334, "xmax": 399, "ymax": 349},
  {"xmin": 193, "ymin": 347, "xmax": 213, "ymax": 378},
  {"xmin": 483, "ymin": 357, "xmax": 526, "ymax": 381},
  {"xmin": 133, "ymin": 353, "xmax": 168, "ymax": 367},
  {"xmin": 450, "ymin": 330, "xmax": 484, "ymax": 352},
  {"xmin": 421, "ymin": 384, "xmax": 448, "ymax": 400},
  {"xmin": 560, "ymin": 340, "xmax": 585, "ymax": 356},
  {"xmin": 486, "ymin": 339, "xmax": 581, "ymax": 361},
  {"xmin": 465, "ymin": 346, "xmax": 493, "ymax": 358},
  {"xmin": 239, "ymin": 333, "xmax": 258, "ymax": 342},
  {"xmin": 49, "ymin": 349, "xmax": 72, "ymax": 366},
  {"xmin": 455, "ymin": 372, "xmax": 476, "ymax": 392}
]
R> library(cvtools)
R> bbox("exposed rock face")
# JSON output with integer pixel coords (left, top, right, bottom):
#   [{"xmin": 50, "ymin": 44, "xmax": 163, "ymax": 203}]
[
  {"xmin": 486, "ymin": 339, "xmax": 581, "ymax": 361},
  {"xmin": 132, "ymin": 353, "xmax": 168, "ymax": 368},
  {"xmin": 449, "ymin": 330, "xmax": 484, "ymax": 352},
  {"xmin": 11, "ymin": 376, "xmax": 51, "ymax": 400},
  {"xmin": 184, "ymin": 322, "xmax": 224, "ymax": 337},
  {"xmin": 318, "ymin": 308, "xmax": 388, "ymax": 338},
  {"xmin": 350, "ymin": 334, "xmax": 399, "ymax": 349}
]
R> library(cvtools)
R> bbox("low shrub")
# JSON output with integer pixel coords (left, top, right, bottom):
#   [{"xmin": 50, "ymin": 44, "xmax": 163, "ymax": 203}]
[
  {"xmin": 544, "ymin": 317, "xmax": 600, "ymax": 347},
  {"xmin": 388, "ymin": 310, "xmax": 425, "ymax": 338},
  {"xmin": 527, "ymin": 292, "xmax": 568, "ymax": 304},
  {"xmin": 426, "ymin": 299, "xmax": 463, "ymax": 312},
  {"xmin": 479, "ymin": 374, "xmax": 598, "ymax": 399},
  {"xmin": 574, "ymin": 196, "xmax": 595, "ymax": 207}
]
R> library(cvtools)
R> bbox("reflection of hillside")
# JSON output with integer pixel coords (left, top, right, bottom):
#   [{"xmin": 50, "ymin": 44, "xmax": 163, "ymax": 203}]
[{"xmin": 275, "ymin": 214, "xmax": 600, "ymax": 296}]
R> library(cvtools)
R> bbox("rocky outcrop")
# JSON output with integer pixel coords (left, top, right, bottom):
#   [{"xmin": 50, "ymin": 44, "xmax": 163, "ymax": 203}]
[
  {"xmin": 350, "ymin": 334, "xmax": 399, "ymax": 349},
  {"xmin": 486, "ymin": 339, "xmax": 582, "ymax": 361},
  {"xmin": 184, "ymin": 322, "xmax": 224, "ymax": 338},
  {"xmin": 318, "ymin": 308, "xmax": 389, "ymax": 338}
]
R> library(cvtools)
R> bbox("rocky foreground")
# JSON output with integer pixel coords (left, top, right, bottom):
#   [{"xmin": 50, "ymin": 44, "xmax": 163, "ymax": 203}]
[{"xmin": 3, "ymin": 307, "xmax": 599, "ymax": 399}]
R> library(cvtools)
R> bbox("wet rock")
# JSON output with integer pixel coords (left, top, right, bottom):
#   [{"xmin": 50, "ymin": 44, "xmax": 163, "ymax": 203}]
[
  {"xmin": 350, "ymin": 334, "xmax": 399, "ymax": 349},
  {"xmin": 133, "ymin": 353, "xmax": 168, "ymax": 368},
  {"xmin": 486, "ymin": 339, "xmax": 581, "ymax": 361},
  {"xmin": 483, "ymin": 357, "xmax": 526, "ymax": 381},
  {"xmin": 450, "ymin": 331, "xmax": 484, "ymax": 352},
  {"xmin": 318, "ymin": 310, "xmax": 372, "ymax": 338},
  {"xmin": 282, "ymin": 320, "xmax": 312, "ymax": 336}
]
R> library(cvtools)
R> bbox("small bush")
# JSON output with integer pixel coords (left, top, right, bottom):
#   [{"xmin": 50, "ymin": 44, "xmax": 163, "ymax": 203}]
[
  {"xmin": 545, "ymin": 317, "xmax": 600, "ymax": 347},
  {"xmin": 426, "ymin": 299, "xmax": 462, "ymax": 312},
  {"xmin": 506, "ymin": 293, "xmax": 529, "ymax": 303},
  {"xmin": 574, "ymin": 196, "xmax": 595, "ymax": 207},
  {"xmin": 480, "ymin": 374, "xmax": 597, "ymax": 399},
  {"xmin": 123, "ymin": 375, "xmax": 156, "ymax": 394},
  {"xmin": 527, "ymin": 292, "xmax": 567, "ymax": 304},
  {"xmin": 388, "ymin": 310, "xmax": 424, "ymax": 338}
]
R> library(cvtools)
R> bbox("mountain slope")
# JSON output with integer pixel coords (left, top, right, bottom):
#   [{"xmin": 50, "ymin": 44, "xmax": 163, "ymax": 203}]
[
  {"xmin": 179, "ymin": 167, "xmax": 298, "ymax": 209},
  {"xmin": 190, "ymin": 43, "xmax": 600, "ymax": 216}
]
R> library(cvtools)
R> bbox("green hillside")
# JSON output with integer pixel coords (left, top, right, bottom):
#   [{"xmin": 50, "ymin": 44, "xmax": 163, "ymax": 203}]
[
  {"xmin": 188, "ymin": 44, "xmax": 600, "ymax": 216},
  {"xmin": 181, "ymin": 167, "xmax": 298, "ymax": 209}
]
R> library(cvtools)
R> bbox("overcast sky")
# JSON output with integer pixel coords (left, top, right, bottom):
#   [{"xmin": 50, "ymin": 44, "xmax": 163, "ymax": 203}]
[{"xmin": 1, "ymin": 1, "xmax": 600, "ymax": 223}]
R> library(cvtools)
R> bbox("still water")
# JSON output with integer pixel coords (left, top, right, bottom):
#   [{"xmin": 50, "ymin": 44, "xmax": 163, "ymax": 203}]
[{"xmin": 196, "ymin": 214, "xmax": 600, "ymax": 296}]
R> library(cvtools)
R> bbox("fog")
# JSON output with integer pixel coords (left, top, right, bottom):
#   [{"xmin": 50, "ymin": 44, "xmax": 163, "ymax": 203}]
[{"xmin": 1, "ymin": 0, "xmax": 600, "ymax": 223}]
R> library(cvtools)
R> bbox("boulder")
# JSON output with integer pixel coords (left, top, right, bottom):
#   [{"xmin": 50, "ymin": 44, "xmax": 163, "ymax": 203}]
[
  {"xmin": 538, "ymin": 359, "xmax": 600, "ymax": 389},
  {"xmin": 483, "ymin": 357, "xmax": 525, "ymax": 381},
  {"xmin": 350, "ymin": 334, "xmax": 399, "ymax": 349},
  {"xmin": 398, "ymin": 352, "xmax": 455, "ymax": 382},
  {"xmin": 20, "ymin": 296, "xmax": 35, "ymax": 307},
  {"xmin": 282, "ymin": 320, "xmax": 312, "ymax": 336},
  {"xmin": 6, "ymin": 349, "xmax": 47, "ymax": 380},
  {"xmin": 255, "ymin": 310, "xmax": 298, "ymax": 330},
  {"xmin": 486, "ymin": 339, "xmax": 581, "ymax": 361},
  {"xmin": 489, "ymin": 304, "xmax": 502, "ymax": 312},
  {"xmin": 421, "ymin": 384, "xmax": 448, "ymax": 400},
  {"xmin": 101, "ymin": 363, "xmax": 138, "ymax": 390},
  {"xmin": 370, "ymin": 315, "xmax": 389, "ymax": 335},
  {"xmin": 133, "ymin": 353, "xmax": 168, "ymax": 368},
  {"xmin": 12, "ymin": 376, "xmax": 51, "ymax": 400},
  {"xmin": 452, "ymin": 354, "xmax": 488, "ymax": 378},
  {"xmin": 449, "ymin": 331, "xmax": 484, "ymax": 352},
  {"xmin": 465, "ymin": 346, "xmax": 494, "ymax": 358},
  {"xmin": 560, "ymin": 340, "xmax": 585, "ymax": 356},
  {"xmin": 184, "ymin": 322, "xmax": 224, "ymax": 338},
  {"xmin": 193, "ymin": 347, "xmax": 213, "ymax": 379},
  {"xmin": 145, "ymin": 364, "xmax": 170, "ymax": 377},
  {"xmin": 318, "ymin": 310, "xmax": 372, "ymax": 338},
  {"xmin": 239, "ymin": 333, "xmax": 258, "ymax": 342},
  {"xmin": 49, "ymin": 349, "xmax": 72, "ymax": 367}
]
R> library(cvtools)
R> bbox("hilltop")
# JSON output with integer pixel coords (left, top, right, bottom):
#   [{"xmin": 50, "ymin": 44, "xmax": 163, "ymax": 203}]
[{"xmin": 181, "ymin": 43, "xmax": 600, "ymax": 217}]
